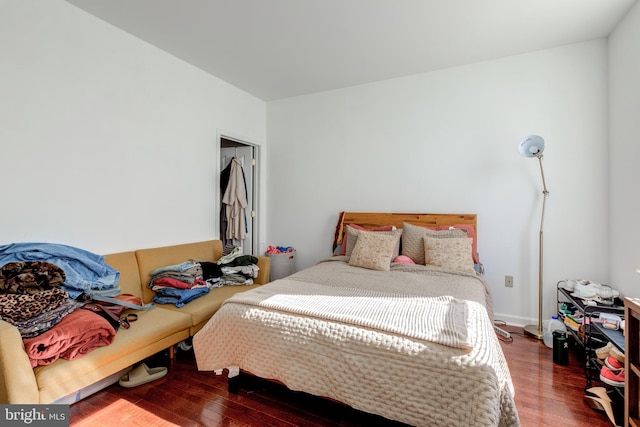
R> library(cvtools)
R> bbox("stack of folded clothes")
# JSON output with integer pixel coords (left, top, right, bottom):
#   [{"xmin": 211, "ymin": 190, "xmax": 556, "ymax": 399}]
[
  {"xmin": 148, "ymin": 248, "xmax": 260, "ymax": 307},
  {"xmin": 0, "ymin": 261, "xmax": 82, "ymax": 337},
  {"xmin": 0, "ymin": 260, "xmax": 116, "ymax": 367},
  {"xmin": 22, "ymin": 307, "xmax": 117, "ymax": 367},
  {"xmin": 149, "ymin": 260, "xmax": 211, "ymax": 307},
  {"xmin": 217, "ymin": 247, "xmax": 260, "ymax": 286}
]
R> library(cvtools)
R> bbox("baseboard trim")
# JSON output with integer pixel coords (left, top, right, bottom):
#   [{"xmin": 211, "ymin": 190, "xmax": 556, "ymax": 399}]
[
  {"xmin": 53, "ymin": 367, "xmax": 130, "ymax": 405},
  {"xmin": 493, "ymin": 312, "xmax": 535, "ymax": 328}
]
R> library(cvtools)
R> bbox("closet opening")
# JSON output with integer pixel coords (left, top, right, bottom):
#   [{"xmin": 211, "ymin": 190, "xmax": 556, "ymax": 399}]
[{"xmin": 219, "ymin": 136, "xmax": 259, "ymax": 256}]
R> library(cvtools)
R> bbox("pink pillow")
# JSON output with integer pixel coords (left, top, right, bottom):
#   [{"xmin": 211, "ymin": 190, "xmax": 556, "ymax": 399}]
[
  {"xmin": 394, "ymin": 255, "xmax": 415, "ymax": 264},
  {"xmin": 339, "ymin": 224, "xmax": 395, "ymax": 256}
]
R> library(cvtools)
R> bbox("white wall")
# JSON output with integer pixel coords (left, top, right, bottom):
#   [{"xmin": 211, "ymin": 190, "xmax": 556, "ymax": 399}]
[
  {"xmin": 609, "ymin": 2, "xmax": 640, "ymax": 298},
  {"xmin": 0, "ymin": 0, "xmax": 621, "ymax": 327},
  {"xmin": 267, "ymin": 41, "xmax": 609, "ymax": 325},
  {"xmin": 0, "ymin": 1, "xmax": 267, "ymax": 255}
]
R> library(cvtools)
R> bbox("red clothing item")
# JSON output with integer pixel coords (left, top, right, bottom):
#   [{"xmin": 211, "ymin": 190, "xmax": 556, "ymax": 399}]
[
  {"xmin": 22, "ymin": 308, "xmax": 115, "ymax": 367},
  {"xmin": 151, "ymin": 277, "xmax": 207, "ymax": 289}
]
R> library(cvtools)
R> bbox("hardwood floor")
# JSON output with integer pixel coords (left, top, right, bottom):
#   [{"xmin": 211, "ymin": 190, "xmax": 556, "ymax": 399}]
[
  {"xmin": 69, "ymin": 326, "xmax": 616, "ymax": 426},
  {"xmin": 499, "ymin": 325, "xmax": 616, "ymax": 427}
]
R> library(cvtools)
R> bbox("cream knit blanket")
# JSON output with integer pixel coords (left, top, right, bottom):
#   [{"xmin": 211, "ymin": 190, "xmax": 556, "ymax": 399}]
[
  {"xmin": 225, "ymin": 279, "xmax": 472, "ymax": 349},
  {"xmin": 195, "ymin": 260, "xmax": 519, "ymax": 426}
]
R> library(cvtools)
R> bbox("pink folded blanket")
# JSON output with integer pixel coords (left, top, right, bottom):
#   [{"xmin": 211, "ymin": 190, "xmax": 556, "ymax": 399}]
[{"xmin": 22, "ymin": 307, "xmax": 116, "ymax": 367}]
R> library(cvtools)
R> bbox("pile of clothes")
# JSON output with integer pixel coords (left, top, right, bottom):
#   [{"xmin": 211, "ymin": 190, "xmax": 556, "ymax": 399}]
[
  {"xmin": 0, "ymin": 243, "xmax": 126, "ymax": 367},
  {"xmin": 0, "ymin": 261, "xmax": 79, "ymax": 337},
  {"xmin": 0, "ymin": 242, "xmax": 124, "ymax": 367},
  {"xmin": 217, "ymin": 247, "xmax": 260, "ymax": 285},
  {"xmin": 266, "ymin": 245, "xmax": 294, "ymax": 254},
  {"xmin": 0, "ymin": 242, "xmax": 120, "ymax": 299},
  {"xmin": 149, "ymin": 261, "xmax": 211, "ymax": 307},
  {"xmin": 148, "ymin": 247, "xmax": 260, "ymax": 307}
]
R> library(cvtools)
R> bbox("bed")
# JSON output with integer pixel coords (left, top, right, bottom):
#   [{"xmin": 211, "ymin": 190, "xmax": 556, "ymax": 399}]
[{"xmin": 193, "ymin": 212, "xmax": 519, "ymax": 426}]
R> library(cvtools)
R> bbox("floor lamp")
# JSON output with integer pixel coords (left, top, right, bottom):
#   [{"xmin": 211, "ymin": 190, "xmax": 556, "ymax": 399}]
[{"xmin": 519, "ymin": 135, "xmax": 549, "ymax": 340}]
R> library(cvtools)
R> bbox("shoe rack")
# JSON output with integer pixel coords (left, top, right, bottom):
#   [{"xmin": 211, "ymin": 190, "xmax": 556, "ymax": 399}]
[
  {"xmin": 625, "ymin": 297, "xmax": 640, "ymax": 427},
  {"xmin": 557, "ymin": 282, "xmax": 625, "ymax": 400},
  {"xmin": 557, "ymin": 281, "xmax": 624, "ymax": 427}
]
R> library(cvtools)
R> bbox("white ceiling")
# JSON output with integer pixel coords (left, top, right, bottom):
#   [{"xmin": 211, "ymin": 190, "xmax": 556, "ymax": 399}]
[{"xmin": 65, "ymin": 0, "xmax": 637, "ymax": 101}]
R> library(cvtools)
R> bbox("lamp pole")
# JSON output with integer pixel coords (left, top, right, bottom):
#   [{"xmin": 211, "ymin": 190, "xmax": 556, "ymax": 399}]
[{"xmin": 524, "ymin": 153, "xmax": 548, "ymax": 340}]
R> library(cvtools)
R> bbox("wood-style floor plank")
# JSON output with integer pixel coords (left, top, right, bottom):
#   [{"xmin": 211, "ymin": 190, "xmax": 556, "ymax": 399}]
[{"xmin": 69, "ymin": 326, "xmax": 617, "ymax": 426}]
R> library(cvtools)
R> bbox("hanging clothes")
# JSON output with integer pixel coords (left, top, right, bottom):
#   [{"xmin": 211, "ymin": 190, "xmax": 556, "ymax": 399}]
[
  {"xmin": 220, "ymin": 160, "xmax": 232, "ymax": 247},
  {"xmin": 221, "ymin": 158, "xmax": 248, "ymax": 241}
]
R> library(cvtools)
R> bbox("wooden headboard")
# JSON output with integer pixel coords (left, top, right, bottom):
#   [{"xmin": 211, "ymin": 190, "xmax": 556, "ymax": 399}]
[{"xmin": 334, "ymin": 212, "xmax": 477, "ymax": 249}]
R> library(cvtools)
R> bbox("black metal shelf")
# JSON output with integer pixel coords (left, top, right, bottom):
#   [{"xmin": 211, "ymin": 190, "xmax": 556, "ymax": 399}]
[
  {"xmin": 556, "ymin": 282, "xmax": 624, "ymax": 391},
  {"xmin": 591, "ymin": 322, "xmax": 625, "ymax": 351},
  {"xmin": 557, "ymin": 286, "xmax": 624, "ymax": 320}
]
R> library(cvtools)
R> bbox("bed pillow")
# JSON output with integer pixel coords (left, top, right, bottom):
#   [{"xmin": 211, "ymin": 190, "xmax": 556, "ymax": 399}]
[
  {"xmin": 339, "ymin": 224, "xmax": 396, "ymax": 256},
  {"xmin": 424, "ymin": 236, "xmax": 475, "ymax": 273},
  {"xmin": 348, "ymin": 231, "xmax": 400, "ymax": 271},
  {"xmin": 438, "ymin": 224, "xmax": 479, "ymax": 264},
  {"xmin": 345, "ymin": 225, "xmax": 401, "ymax": 258},
  {"xmin": 401, "ymin": 222, "xmax": 467, "ymax": 265}
]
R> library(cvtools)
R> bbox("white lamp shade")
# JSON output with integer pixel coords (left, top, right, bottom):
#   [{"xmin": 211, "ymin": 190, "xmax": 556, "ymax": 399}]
[{"xmin": 518, "ymin": 135, "xmax": 545, "ymax": 157}]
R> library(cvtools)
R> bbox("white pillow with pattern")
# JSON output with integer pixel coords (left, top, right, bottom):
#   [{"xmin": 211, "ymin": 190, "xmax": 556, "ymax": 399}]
[
  {"xmin": 424, "ymin": 236, "xmax": 475, "ymax": 273},
  {"xmin": 348, "ymin": 231, "xmax": 400, "ymax": 271}
]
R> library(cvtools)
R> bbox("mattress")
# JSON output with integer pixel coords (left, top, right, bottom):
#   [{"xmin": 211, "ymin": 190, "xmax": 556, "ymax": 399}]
[{"xmin": 193, "ymin": 258, "xmax": 520, "ymax": 426}]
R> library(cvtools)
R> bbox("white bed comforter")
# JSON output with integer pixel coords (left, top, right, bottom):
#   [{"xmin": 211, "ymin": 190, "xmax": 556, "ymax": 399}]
[{"xmin": 193, "ymin": 258, "xmax": 520, "ymax": 427}]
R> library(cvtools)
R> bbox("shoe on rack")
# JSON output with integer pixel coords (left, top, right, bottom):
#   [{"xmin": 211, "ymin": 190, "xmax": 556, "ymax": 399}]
[
  {"xmin": 584, "ymin": 395, "xmax": 606, "ymax": 412},
  {"xmin": 562, "ymin": 280, "xmax": 576, "ymax": 291},
  {"xmin": 564, "ymin": 316, "xmax": 580, "ymax": 331},
  {"xmin": 585, "ymin": 394, "xmax": 622, "ymax": 427},
  {"xmin": 600, "ymin": 366, "xmax": 625, "ymax": 387},
  {"xmin": 610, "ymin": 345, "xmax": 625, "ymax": 364},
  {"xmin": 595, "ymin": 342, "xmax": 613, "ymax": 360},
  {"xmin": 586, "ymin": 386, "xmax": 612, "ymax": 403},
  {"xmin": 604, "ymin": 356, "xmax": 624, "ymax": 371}
]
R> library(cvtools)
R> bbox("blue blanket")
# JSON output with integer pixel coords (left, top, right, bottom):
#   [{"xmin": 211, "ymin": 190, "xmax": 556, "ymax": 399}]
[{"xmin": 0, "ymin": 242, "xmax": 120, "ymax": 299}]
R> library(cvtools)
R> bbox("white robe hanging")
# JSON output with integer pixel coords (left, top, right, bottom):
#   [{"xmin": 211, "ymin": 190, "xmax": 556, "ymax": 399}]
[{"xmin": 222, "ymin": 158, "xmax": 247, "ymax": 241}]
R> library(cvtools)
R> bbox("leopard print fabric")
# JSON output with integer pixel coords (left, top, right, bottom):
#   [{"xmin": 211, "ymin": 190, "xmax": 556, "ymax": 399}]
[
  {"xmin": 0, "ymin": 261, "xmax": 66, "ymax": 294},
  {"xmin": 0, "ymin": 261, "xmax": 68, "ymax": 322},
  {"xmin": 0, "ymin": 288, "xmax": 69, "ymax": 322}
]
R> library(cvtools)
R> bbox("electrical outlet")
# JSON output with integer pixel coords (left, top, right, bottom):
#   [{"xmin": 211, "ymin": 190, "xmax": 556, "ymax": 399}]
[{"xmin": 505, "ymin": 275, "xmax": 514, "ymax": 288}]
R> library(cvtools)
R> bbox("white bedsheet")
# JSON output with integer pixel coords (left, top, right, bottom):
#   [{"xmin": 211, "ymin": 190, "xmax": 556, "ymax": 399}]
[{"xmin": 193, "ymin": 258, "xmax": 520, "ymax": 426}]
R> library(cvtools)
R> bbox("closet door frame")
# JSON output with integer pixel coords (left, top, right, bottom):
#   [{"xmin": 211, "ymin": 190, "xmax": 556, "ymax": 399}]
[{"xmin": 216, "ymin": 130, "xmax": 261, "ymax": 256}]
